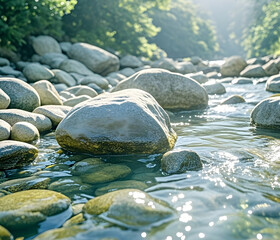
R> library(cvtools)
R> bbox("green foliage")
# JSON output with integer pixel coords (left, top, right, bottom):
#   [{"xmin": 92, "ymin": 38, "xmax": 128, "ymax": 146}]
[
  {"xmin": 150, "ymin": 0, "xmax": 219, "ymax": 58},
  {"xmin": 243, "ymin": 0, "xmax": 280, "ymax": 57},
  {"xmin": 63, "ymin": 0, "xmax": 170, "ymax": 58},
  {"xmin": 0, "ymin": 0, "xmax": 76, "ymax": 51}
]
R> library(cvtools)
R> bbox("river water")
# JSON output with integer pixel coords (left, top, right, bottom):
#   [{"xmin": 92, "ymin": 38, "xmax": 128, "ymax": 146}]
[{"xmin": 4, "ymin": 80, "xmax": 280, "ymax": 239}]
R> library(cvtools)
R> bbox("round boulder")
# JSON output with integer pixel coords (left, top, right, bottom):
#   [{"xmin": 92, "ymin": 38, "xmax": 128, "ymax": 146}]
[
  {"xmin": 240, "ymin": 65, "xmax": 267, "ymax": 78},
  {"xmin": 11, "ymin": 122, "xmax": 39, "ymax": 143},
  {"xmin": 23, "ymin": 63, "xmax": 54, "ymax": 83},
  {"xmin": 56, "ymin": 89, "xmax": 177, "ymax": 155},
  {"xmin": 220, "ymin": 56, "xmax": 247, "ymax": 77},
  {"xmin": 112, "ymin": 68, "xmax": 208, "ymax": 110},
  {"xmin": 265, "ymin": 74, "xmax": 280, "ymax": 92},
  {"xmin": 0, "ymin": 77, "xmax": 40, "ymax": 111},
  {"xmin": 0, "ymin": 89, "xmax": 10, "ymax": 109},
  {"xmin": 251, "ymin": 96, "xmax": 280, "ymax": 129},
  {"xmin": 32, "ymin": 35, "xmax": 62, "ymax": 56},
  {"xmin": 161, "ymin": 149, "xmax": 202, "ymax": 174},
  {"xmin": 0, "ymin": 119, "xmax": 11, "ymax": 141},
  {"xmin": 202, "ymin": 81, "xmax": 226, "ymax": 95}
]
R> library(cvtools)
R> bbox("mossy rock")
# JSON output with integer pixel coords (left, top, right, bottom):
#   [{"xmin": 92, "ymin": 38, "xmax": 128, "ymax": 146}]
[
  {"xmin": 0, "ymin": 190, "xmax": 70, "ymax": 230},
  {"xmin": 83, "ymin": 189, "xmax": 174, "ymax": 227},
  {"xmin": 63, "ymin": 213, "xmax": 85, "ymax": 227}
]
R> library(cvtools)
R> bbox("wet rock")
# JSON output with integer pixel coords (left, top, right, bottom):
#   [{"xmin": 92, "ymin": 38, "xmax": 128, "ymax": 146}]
[
  {"xmin": 0, "ymin": 109, "xmax": 52, "ymax": 132},
  {"xmin": 120, "ymin": 55, "xmax": 143, "ymax": 68},
  {"xmin": 0, "ymin": 140, "xmax": 38, "ymax": 170},
  {"xmin": 68, "ymin": 43, "xmax": 120, "ymax": 76},
  {"xmin": 0, "ymin": 78, "xmax": 40, "ymax": 111},
  {"xmin": 220, "ymin": 95, "xmax": 246, "ymax": 105},
  {"xmin": 161, "ymin": 149, "xmax": 202, "ymax": 174},
  {"xmin": 33, "ymin": 105, "xmax": 72, "ymax": 128},
  {"xmin": 231, "ymin": 77, "xmax": 253, "ymax": 85},
  {"xmin": 59, "ymin": 59, "xmax": 94, "ymax": 76},
  {"xmin": 32, "ymin": 35, "xmax": 62, "ymax": 56},
  {"xmin": 32, "ymin": 80, "xmax": 63, "ymax": 105},
  {"xmin": 63, "ymin": 95, "xmax": 91, "ymax": 107},
  {"xmin": 56, "ymin": 89, "xmax": 177, "ymax": 154},
  {"xmin": 112, "ymin": 68, "xmax": 208, "ymax": 110},
  {"xmin": 186, "ymin": 72, "xmax": 208, "ymax": 84},
  {"xmin": 0, "ymin": 58, "xmax": 9, "ymax": 67},
  {"xmin": 0, "ymin": 89, "xmax": 10, "ymax": 109},
  {"xmin": 251, "ymin": 96, "xmax": 280, "ymax": 129},
  {"xmin": 52, "ymin": 69, "xmax": 76, "ymax": 87},
  {"xmin": 263, "ymin": 61, "xmax": 279, "ymax": 76},
  {"xmin": 220, "ymin": 56, "xmax": 247, "ymax": 77},
  {"xmin": 0, "ymin": 120, "xmax": 10, "ymax": 141},
  {"xmin": 0, "ymin": 225, "xmax": 13, "ymax": 240},
  {"xmin": 202, "ymin": 81, "xmax": 226, "ymax": 95},
  {"xmin": 63, "ymin": 213, "xmax": 85, "ymax": 227},
  {"xmin": 40, "ymin": 53, "xmax": 68, "ymax": 69},
  {"xmin": 265, "ymin": 74, "xmax": 280, "ymax": 92},
  {"xmin": 23, "ymin": 63, "xmax": 54, "ymax": 83},
  {"xmin": 0, "ymin": 176, "xmax": 50, "ymax": 193},
  {"xmin": 79, "ymin": 75, "xmax": 109, "ymax": 89},
  {"xmin": 240, "ymin": 65, "xmax": 267, "ymax": 78},
  {"xmin": 83, "ymin": 189, "xmax": 174, "ymax": 227},
  {"xmin": 0, "ymin": 189, "xmax": 70, "ymax": 230},
  {"xmin": 11, "ymin": 121, "xmax": 39, "ymax": 143},
  {"xmin": 95, "ymin": 180, "xmax": 148, "ymax": 196}
]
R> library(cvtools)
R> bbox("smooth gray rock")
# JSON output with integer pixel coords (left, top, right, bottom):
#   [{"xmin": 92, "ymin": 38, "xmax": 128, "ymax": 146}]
[
  {"xmin": 16, "ymin": 61, "xmax": 32, "ymax": 71},
  {"xmin": 119, "ymin": 67, "xmax": 136, "ymax": 77},
  {"xmin": 53, "ymin": 83, "xmax": 68, "ymax": 93},
  {"xmin": 176, "ymin": 61, "xmax": 196, "ymax": 74},
  {"xmin": 186, "ymin": 72, "xmax": 208, "ymax": 84},
  {"xmin": 63, "ymin": 95, "xmax": 91, "ymax": 107},
  {"xmin": 151, "ymin": 58, "xmax": 177, "ymax": 72},
  {"xmin": 32, "ymin": 80, "xmax": 63, "ymax": 105},
  {"xmin": 220, "ymin": 56, "xmax": 247, "ymax": 77},
  {"xmin": 0, "ymin": 119, "xmax": 10, "ymax": 141},
  {"xmin": 0, "ymin": 140, "xmax": 38, "ymax": 170},
  {"xmin": 0, "ymin": 109, "xmax": 52, "ymax": 132},
  {"xmin": 112, "ymin": 68, "xmax": 208, "ymax": 110},
  {"xmin": 220, "ymin": 95, "xmax": 246, "ymax": 105},
  {"xmin": 251, "ymin": 96, "xmax": 280, "ymax": 129},
  {"xmin": 56, "ymin": 89, "xmax": 177, "ymax": 155},
  {"xmin": 33, "ymin": 105, "xmax": 72, "ymax": 127},
  {"xmin": 231, "ymin": 77, "xmax": 253, "ymax": 84},
  {"xmin": 0, "ymin": 77, "xmax": 40, "ymax": 111},
  {"xmin": 11, "ymin": 122, "xmax": 39, "ymax": 143},
  {"xmin": 265, "ymin": 74, "xmax": 280, "ymax": 92},
  {"xmin": 59, "ymin": 91, "xmax": 75, "ymax": 100},
  {"xmin": 106, "ymin": 72, "xmax": 127, "ymax": 81},
  {"xmin": 263, "ymin": 61, "xmax": 279, "ymax": 76},
  {"xmin": 59, "ymin": 59, "xmax": 94, "ymax": 76},
  {"xmin": 23, "ymin": 63, "xmax": 54, "ymax": 83},
  {"xmin": 161, "ymin": 149, "xmax": 202, "ymax": 174},
  {"xmin": 79, "ymin": 74, "xmax": 109, "ymax": 89},
  {"xmin": 68, "ymin": 42, "xmax": 120, "ymax": 76},
  {"xmin": 202, "ymin": 81, "xmax": 226, "ymax": 95},
  {"xmin": 0, "ymin": 57, "xmax": 9, "ymax": 66},
  {"xmin": 0, "ymin": 66, "xmax": 21, "ymax": 77},
  {"xmin": 32, "ymin": 35, "xmax": 62, "ymax": 56},
  {"xmin": 87, "ymin": 83, "xmax": 104, "ymax": 94},
  {"xmin": 106, "ymin": 77, "xmax": 119, "ymax": 87},
  {"xmin": 60, "ymin": 42, "xmax": 72, "ymax": 53},
  {"xmin": 120, "ymin": 55, "xmax": 143, "ymax": 68},
  {"xmin": 64, "ymin": 85, "xmax": 98, "ymax": 98},
  {"xmin": 52, "ymin": 69, "xmax": 76, "ymax": 87},
  {"xmin": 0, "ymin": 89, "xmax": 10, "ymax": 109},
  {"xmin": 40, "ymin": 53, "xmax": 68, "ymax": 69},
  {"xmin": 240, "ymin": 65, "xmax": 267, "ymax": 78}
]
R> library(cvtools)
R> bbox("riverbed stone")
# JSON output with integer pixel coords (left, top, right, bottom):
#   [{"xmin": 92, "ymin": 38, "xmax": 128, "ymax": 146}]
[
  {"xmin": 120, "ymin": 55, "xmax": 143, "ymax": 68},
  {"xmin": 33, "ymin": 105, "xmax": 72, "ymax": 127},
  {"xmin": 220, "ymin": 95, "xmax": 246, "ymax": 105},
  {"xmin": 0, "ymin": 89, "xmax": 10, "ymax": 109},
  {"xmin": 32, "ymin": 80, "xmax": 63, "ymax": 105},
  {"xmin": 107, "ymin": 72, "xmax": 126, "ymax": 81},
  {"xmin": 11, "ymin": 121, "xmax": 39, "ymax": 143},
  {"xmin": 0, "ymin": 140, "xmax": 38, "ymax": 170},
  {"xmin": 0, "ymin": 66, "xmax": 21, "ymax": 77},
  {"xmin": 151, "ymin": 58, "xmax": 177, "ymax": 72},
  {"xmin": 95, "ymin": 180, "xmax": 148, "ymax": 196},
  {"xmin": 32, "ymin": 35, "xmax": 62, "ymax": 56},
  {"xmin": 54, "ymin": 83, "xmax": 68, "ymax": 93},
  {"xmin": 186, "ymin": 72, "xmax": 208, "ymax": 84},
  {"xmin": 263, "ymin": 61, "xmax": 279, "ymax": 76},
  {"xmin": 112, "ymin": 68, "xmax": 208, "ymax": 110},
  {"xmin": 83, "ymin": 189, "xmax": 174, "ymax": 227},
  {"xmin": 176, "ymin": 61, "xmax": 196, "ymax": 74},
  {"xmin": 119, "ymin": 67, "xmax": 136, "ymax": 77},
  {"xmin": 23, "ymin": 63, "xmax": 54, "ymax": 83},
  {"xmin": 52, "ymin": 69, "xmax": 76, "ymax": 87},
  {"xmin": 220, "ymin": 56, "xmax": 247, "ymax": 77},
  {"xmin": 231, "ymin": 77, "xmax": 253, "ymax": 85},
  {"xmin": 79, "ymin": 75, "xmax": 109, "ymax": 89},
  {"xmin": 40, "ymin": 53, "xmax": 68, "ymax": 69},
  {"xmin": 0, "ymin": 189, "xmax": 70, "ymax": 230},
  {"xmin": 0, "ymin": 225, "xmax": 12, "ymax": 240},
  {"xmin": 0, "ymin": 109, "xmax": 52, "ymax": 132},
  {"xmin": 68, "ymin": 42, "xmax": 120, "ymax": 76},
  {"xmin": 202, "ymin": 81, "xmax": 226, "ymax": 95},
  {"xmin": 56, "ymin": 89, "xmax": 177, "ymax": 154},
  {"xmin": 0, "ymin": 176, "xmax": 50, "ymax": 193},
  {"xmin": 0, "ymin": 57, "xmax": 9, "ymax": 66},
  {"xmin": 161, "ymin": 149, "xmax": 202, "ymax": 174},
  {"xmin": 59, "ymin": 59, "xmax": 94, "ymax": 76},
  {"xmin": 0, "ymin": 78, "xmax": 40, "ymax": 111},
  {"xmin": 63, "ymin": 95, "xmax": 91, "ymax": 107},
  {"xmin": 0, "ymin": 120, "xmax": 10, "ymax": 141},
  {"xmin": 265, "ymin": 74, "xmax": 280, "ymax": 92},
  {"xmin": 240, "ymin": 65, "xmax": 267, "ymax": 78},
  {"xmin": 251, "ymin": 96, "xmax": 280, "ymax": 129}
]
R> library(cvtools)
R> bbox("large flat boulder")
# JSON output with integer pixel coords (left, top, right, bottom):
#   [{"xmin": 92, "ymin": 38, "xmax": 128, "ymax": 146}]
[
  {"xmin": 56, "ymin": 89, "xmax": 177, "ymax": 155},
  {"xmin": 112, "ymin": 68, "xmax": 208, "ymax": 110}
]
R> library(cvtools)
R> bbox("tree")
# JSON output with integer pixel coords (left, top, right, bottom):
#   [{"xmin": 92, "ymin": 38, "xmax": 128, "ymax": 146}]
[
  {"xmin": 0, "ymin": 0, "xmax": 76, "ymax": 51},
  {"xmin": 149, "ymin": 0, "xmax": 219, "ymax": 58},
  {"xmin": 243, "ymin": 0, "xmax": 280, "ymax": 57},
  {"xmin": 63, "ymin": 0, "xmax": 169, "ymax": 58}
]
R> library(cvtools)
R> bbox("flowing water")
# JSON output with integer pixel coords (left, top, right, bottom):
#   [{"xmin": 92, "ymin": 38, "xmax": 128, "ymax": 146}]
[{"xmin": 3, "ymin": 80, "xmax": 280, "ymax": 240}]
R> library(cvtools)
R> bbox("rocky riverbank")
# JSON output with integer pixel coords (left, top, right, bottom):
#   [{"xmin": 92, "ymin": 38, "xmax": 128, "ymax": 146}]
[{"xmin": 0, "ymin": 35, "xmax": 280, "ymax": 239}]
